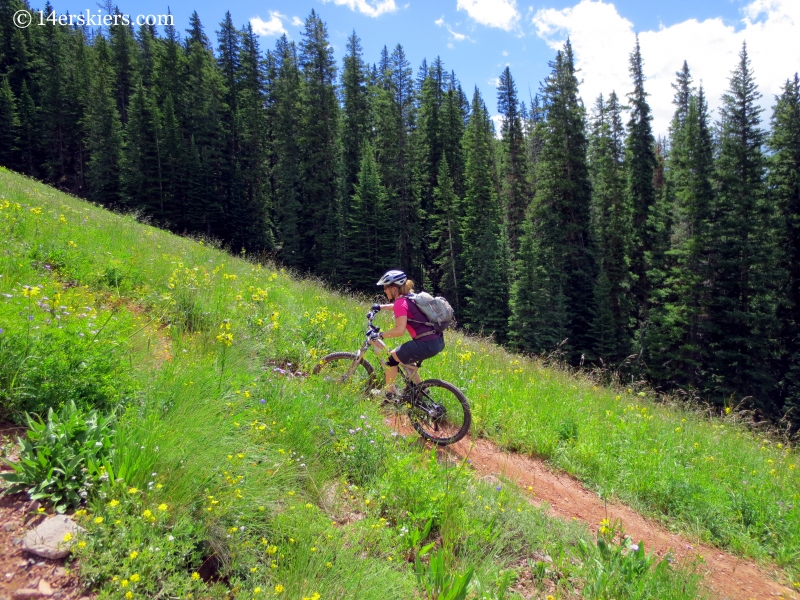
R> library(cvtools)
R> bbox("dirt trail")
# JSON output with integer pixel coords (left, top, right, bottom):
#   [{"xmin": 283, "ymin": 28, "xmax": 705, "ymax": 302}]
[{"xmin": 387, "ymin": 415, "xmax": 797, "ymax": 600}]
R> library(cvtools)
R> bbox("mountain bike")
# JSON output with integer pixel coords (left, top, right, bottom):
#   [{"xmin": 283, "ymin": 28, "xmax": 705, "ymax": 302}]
[{"xmin": 311, "ymin": 308, "xmax": 471, "ymax": 446}]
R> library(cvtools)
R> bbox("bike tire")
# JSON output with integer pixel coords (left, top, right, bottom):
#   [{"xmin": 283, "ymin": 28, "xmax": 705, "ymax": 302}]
[
  {"xmin": 408, "ymin": 378, "xmax": 471, "ymax": 446},
  {"xmin": 311, "ymin": 352, "xmax": 379, "ymax": 395}
]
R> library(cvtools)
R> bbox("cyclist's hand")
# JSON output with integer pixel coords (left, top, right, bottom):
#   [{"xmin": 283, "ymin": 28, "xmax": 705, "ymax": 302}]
[
  {"xmin": 368, "ymin": 331, "xmax": 382, "ymax": 341},
  {"xmin": 371, "ymin": 303, "xmax": 381, "ymax": 312}
]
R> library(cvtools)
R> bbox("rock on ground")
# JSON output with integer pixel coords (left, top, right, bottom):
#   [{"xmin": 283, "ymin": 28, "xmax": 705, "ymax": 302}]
[{"xmin": 21, "ymin": 517, "xmax": 84, "ymax": 560}]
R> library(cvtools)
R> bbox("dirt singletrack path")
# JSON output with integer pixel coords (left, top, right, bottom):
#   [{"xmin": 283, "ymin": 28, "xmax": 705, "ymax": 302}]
[{"xmin": 385, "ymin": 414, "xmax": 797, "ymax": 600}]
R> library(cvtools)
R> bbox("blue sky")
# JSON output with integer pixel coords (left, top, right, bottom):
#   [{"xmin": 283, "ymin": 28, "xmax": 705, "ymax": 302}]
[{"xmin": 47, "ymin": 0, "xmax": 800, "ymax": 135}]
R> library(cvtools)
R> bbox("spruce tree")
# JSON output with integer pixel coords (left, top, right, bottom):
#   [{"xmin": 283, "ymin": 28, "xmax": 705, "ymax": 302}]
[
  {"xmin": 0, "ymin": 75, "xmax": 19, "ymax": 167},
  {"xmin": 625, "ymin": 36, "xmax": 657, "ymax": 332},
  {"xmin": 340, "ymin": 31, "xmax": 370, "ymax": 200},
  {"xmin": 270, "ymin": 36, "xmax": 303, "ymax": 267},
  {"xmin": 430, "ymin": 157, "xmax": 462, "ymax": 308},
  {"xmin": 298, "ymin": 10, "xmax": 339, "ymax": 275},
  {"xmin": 108, "ymin": 11, "xmax": 138, "ymax": 124},
  {"xmin": 648, "ymin": 71, "xmax": 715, "ymax": 388},
  {"xmin": 497, "ymin": 66, "xmax": 529, "ymax": 260},
  {"xmin": 16, "ymin": 80, "xmax": 38, "ymax": 177},
  {"xmin": 234, "ymin": 22, "xmax": 271, "ymax": 252},
  {"xmin": 703, "ymin": 43, "xmax": 779, "ymax": 411},
  {"xmin": 84, "ymin": 37, "xmax": 123, "ymax": 206},
  {"xmin": 587, "ymin": 92, "xmax": 632, "ymax": 362},
  {"xmin": 461, "ymin": 87, "xmax": 508, "ymax": 340},
  {"xmin": 343, "ymin": 142, "xmax": 393, "ymax": 289},
  {"xmin": 121, "ymin": 83, "xmax": 164, "ymax": 217},
  {"xmin": 508, "ymin": 41, "xmax": 594, "ymax": 360},
  {"xmin": 183, "ymin": 13, "xmax": 228, "ymax": 237},
  {"xmin": 770, "ymin": 73, "xmax": 800, "ymax": 426}
]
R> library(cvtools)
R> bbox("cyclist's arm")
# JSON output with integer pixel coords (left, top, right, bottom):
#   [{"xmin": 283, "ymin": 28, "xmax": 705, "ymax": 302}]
[{"xmin": 381, "ymin": 315, "xmax": 407, "ymax": 339}]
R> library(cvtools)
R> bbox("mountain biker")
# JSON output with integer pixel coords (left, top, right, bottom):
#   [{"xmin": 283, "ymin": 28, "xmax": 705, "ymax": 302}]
[{"xmin": 371, "ymin": 269, "xmax": 445, "ymax": 398}]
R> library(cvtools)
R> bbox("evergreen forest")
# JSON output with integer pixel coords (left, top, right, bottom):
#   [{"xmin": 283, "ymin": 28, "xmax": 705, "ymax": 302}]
[{"xmin": 1, "ymin": 1, "xmax": 799, "ymax": 430}]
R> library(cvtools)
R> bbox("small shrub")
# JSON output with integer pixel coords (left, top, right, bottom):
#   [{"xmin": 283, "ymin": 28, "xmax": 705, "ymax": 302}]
[
  {"xmin": 1, "ymin": 401, "xmax": 115, "ymax": 511},
  {"xmin": 74, "ymin": 486, "xmax": 209, "ymax": 599}
]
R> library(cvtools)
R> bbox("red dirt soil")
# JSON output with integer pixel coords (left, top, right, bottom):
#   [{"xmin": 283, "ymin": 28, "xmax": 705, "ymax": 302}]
[{"xmin": 386, "ymin": 414, "xmax": 798, "ymax": 600}]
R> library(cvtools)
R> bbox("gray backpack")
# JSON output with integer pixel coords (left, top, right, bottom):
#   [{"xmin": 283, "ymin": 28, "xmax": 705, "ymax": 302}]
[{"xmin": 407, "ymin": 292, "xmax": 454, "ymax": 336}]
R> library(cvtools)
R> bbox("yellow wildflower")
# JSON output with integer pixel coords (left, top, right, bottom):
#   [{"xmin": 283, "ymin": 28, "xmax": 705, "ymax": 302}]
[
  {"xmin": 191, "ymin": 572, "xmax": 200, "ymax": 580},
  {"xmin": 109, "ymin": 499, "xmax": 120, "ymax": 507},
  {"xmin": 158, "ymin": 503, "xmax": 168, "ymax": 511},
  {"xmin": 130, "ymin": 574, "xmax": 140, "ymax": 582},
  {"xmin": 125, "ymin": 593, "xmax": 133, "ymax": 600},
  {"xmin": 94, "ymin": 517, "xmax": 104, "ymax": 524},
  {"xmin": 77, "ymin": 541, "xmax": 86, "ymax": 548},
  {"xmin": 63, "ymin": 532, "xmax": 73, "ymax": 542},
  {"xmin": 142, "ymin": 510, "xmax": 152, "ymax": 518},
  {"xmin": 274, "ymin": 584, "xmax": 284, "ymax": 594},
  {"xmin": 129, "ymin": 551, "xmax": 139, "ymax": 559}
]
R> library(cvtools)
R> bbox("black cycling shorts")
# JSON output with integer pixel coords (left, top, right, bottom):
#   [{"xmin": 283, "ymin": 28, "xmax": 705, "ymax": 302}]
[{"xmin": 394, "ymin": 334, "xmax": 445, "ymax": 366}]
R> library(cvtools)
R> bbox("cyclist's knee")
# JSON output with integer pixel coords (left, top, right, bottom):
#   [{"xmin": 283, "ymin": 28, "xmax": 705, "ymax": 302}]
[{"xmin": 386, "ymin": 354, "xmax": 400, "ymax": 367}]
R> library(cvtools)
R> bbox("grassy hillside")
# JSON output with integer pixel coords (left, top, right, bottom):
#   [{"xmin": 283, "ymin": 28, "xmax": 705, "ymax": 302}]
[{"xmin": 1, "ymin": 166, "xmax": 795, "ymax": 596}]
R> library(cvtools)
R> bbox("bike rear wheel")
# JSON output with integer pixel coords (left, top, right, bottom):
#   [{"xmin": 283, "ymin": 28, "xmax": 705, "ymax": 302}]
[
  {"xmin": 408, "ymin": 379, "xmax": 471, "ymax": 446},
  {"xmin": 311, "ymin": 352, "xmax": 379, "ymax": 395}
]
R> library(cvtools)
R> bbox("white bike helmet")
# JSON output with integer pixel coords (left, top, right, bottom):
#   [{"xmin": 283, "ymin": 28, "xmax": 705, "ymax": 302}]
[{"xmin": 376, "ymin": 269, "xmax": 407, "ymax": 286}]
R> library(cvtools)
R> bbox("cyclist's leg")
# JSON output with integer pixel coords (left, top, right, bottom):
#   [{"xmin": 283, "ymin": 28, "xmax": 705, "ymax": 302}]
[{"xmin": 385, "ymin": 350, "xmax": 401, "ymax": 392}]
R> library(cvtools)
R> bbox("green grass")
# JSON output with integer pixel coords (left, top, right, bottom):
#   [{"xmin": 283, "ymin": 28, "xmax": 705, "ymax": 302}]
[{"xmin": 2, "ymin": 164, "xmax": 783, "ymax": 597}]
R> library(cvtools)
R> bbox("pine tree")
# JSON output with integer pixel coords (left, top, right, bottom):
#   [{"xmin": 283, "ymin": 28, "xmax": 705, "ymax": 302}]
[
  {"xmin": 769, "ymin": 73, "xmax": 800, "ymax": 427},
  {"xmin": 390, "ymin": 45, "xmax": 419, "ymax": 280},
  {"xmin": 647, "ymin": 68, "xmax": 715, "ymax": 388},
  {"xmin": 703, "ymin": 43, "xmax": 779, "ymax": 411},
  {"xmin": 233, "ymin": 22, "xmax": 272, "ymax": 252},
  {"xmin": 121, "ymin": 83, "xmax": 164, "ymax": 217},
  {"xmin": 340, "ymin": 31, "xmax": 370, "ymax": 200},
  {"xmin": 270, "ymin": 36, "xmax": 303, "ymax": 267},
  {"xmin": 298, "ymin": 10, "xmax": 339, "ymax": 275},
  {"xmin": 497, "ymin": 66, "xmax": 529, "ymax": 260},
  {"xmin": 0, "ymin": 75, "xmax": 19, "ymax": 167},
  {"xmin": 343, "ymin": 142, "xmax": 392, "ymax": 289},
  {"xmin": 587, "ymin": 92, "xmax": 632, "ymax": 362},
  {"xmin": 17, "ymin": 79, "xmax": 39, "ymax": 177},
  {"xmin": 84, "ymin": 35, "xmax": 123, "ymax": 206},
  {"xmin": 430, "ymin": 156, "xmax": 462, "ymax": 308},
  {"xmin": 509, "ymin": 41, "xmax": 594, "ymax": 360},
  {"xmin": 625, "ymin": 36, "xmax": 657, "ymax": 333},
  {"xmin": 183, "ymin": 13, "xmax": 228, "ymax": 237},
  {"xmin": 461, "ymin": 87, "xmax": 508, "ymax": 340},
  {"xmin": 108, "ymin": 10, "xmax": 138, "ymax": 124}
]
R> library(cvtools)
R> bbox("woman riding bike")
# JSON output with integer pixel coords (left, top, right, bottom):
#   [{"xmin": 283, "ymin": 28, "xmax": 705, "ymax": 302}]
[{"xmin": 372, "ymin": 270, "xmax": 445, "ymax": 399}]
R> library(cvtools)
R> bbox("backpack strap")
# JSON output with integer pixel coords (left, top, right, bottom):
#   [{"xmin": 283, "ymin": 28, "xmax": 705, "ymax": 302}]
[{"xmin": 402, "ymin": 294, "xmax": 435, "ymax": 327}]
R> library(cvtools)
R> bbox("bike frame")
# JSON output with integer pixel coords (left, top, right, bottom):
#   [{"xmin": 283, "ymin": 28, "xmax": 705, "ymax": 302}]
[{"xmin": 344, "ymin": 309, "xmax": 421, "ymax": 388}]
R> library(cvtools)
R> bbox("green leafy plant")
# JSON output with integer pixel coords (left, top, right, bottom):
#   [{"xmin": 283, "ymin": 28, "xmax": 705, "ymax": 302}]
[
  {"xmin": 414, "ymin": 549, "xmax": 474, "ymax": 600},
  {"xmin": 578, "ymin": 518, "xmax": 661, "ymax": 598},
  {"xmin": 0, "ymin": 401, "xmax": 116, "ymax": 511}
]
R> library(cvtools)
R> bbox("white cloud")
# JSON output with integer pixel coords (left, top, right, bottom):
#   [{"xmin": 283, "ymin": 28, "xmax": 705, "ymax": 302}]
[
  {"xmin": 502, "ymin": 50, "xmax": 509, "ymax": 56},
  {"xmin": 491, "ymin": 114, "xmax": 504, "ymax": 138},
  {"xmin": 251, "ymin": 12, "xmax": 287, "ymax": 37},
  {"xmin": 489, "ymin": 76, "xmax": 502, "ymax": 86},
  {"xmin": 458, "ymin": 0, "xmax": 520, "ymax": 31},
  {"xmin": 532, "ymin": 0, "xmax": 800, "ymax": 136},
  {"xmin": 291, "ymin": 16, "xmax": 303, "ymax": 26},
  {"xmin": 436, "ymin": 16, "xmax": 473, "ymax": 42},
  {"xmin": 321, "ymin": 0, "xmax": 397, "ymax": 18}
]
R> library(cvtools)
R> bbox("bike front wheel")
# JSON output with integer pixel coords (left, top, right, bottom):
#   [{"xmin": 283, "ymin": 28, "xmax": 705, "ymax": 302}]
[
  {"xmin": 311, "ymin": 352, "xmax": 379, "ymax": 395},
  {"xmin": 408, "ymin": 379, "xmax": 471, "ymax": 446}
]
